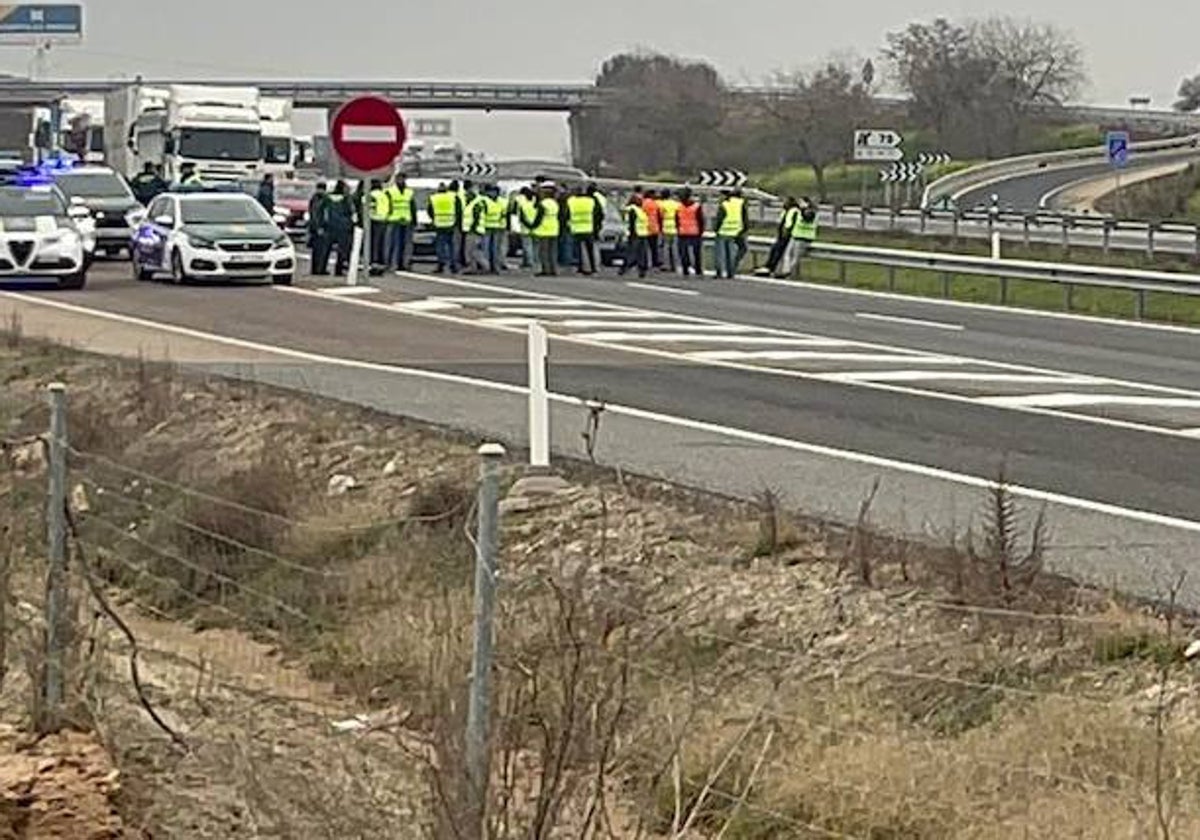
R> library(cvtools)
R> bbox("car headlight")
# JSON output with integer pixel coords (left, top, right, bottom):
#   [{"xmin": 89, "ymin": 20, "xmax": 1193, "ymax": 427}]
[
  {"xmin": 272, "ymin": 233, "xmax": 290, "ymax": 247},
  {"xmin": 125, "ymin": 208, "xmax": 146, "ymax": 227},
  {"xmin": 186, "ymin": 234, "xmax": 215, "ymax": 249}
]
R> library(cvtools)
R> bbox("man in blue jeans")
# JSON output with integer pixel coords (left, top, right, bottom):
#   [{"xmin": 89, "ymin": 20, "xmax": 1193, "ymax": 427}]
[
  {"xmin": 426, "ymin": 182, "xmax": 462, "ymax": 273},
  {"xmin": 713, "ymin": 189, "xmax": 748, "ymax": 279}
]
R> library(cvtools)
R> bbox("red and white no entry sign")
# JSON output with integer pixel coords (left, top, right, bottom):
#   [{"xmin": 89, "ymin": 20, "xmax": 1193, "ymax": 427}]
[{"xmin": 330, "ymin": 96, "xmax": 407, "ymax": 173}]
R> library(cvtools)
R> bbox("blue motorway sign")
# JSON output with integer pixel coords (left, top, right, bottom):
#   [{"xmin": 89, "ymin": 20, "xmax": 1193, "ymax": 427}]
[
  {"xmin": 0, "ymin": 5, "xmax": 82, "ymax": 39},
  {"xmin": 1106, "ymin": 131, "xmax": 1130, "ymax": 168}
]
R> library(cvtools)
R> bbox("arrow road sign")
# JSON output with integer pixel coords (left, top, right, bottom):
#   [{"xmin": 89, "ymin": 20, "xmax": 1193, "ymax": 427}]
[
  {"xmin": 461, "ymin": 162, "xmax": 497, "ymax": 177},
  {"xmin": 1107, "ymin": 131, "xmax": 1130, "ymax": 168},
  {"xmin": 331, "ymin": 95, "xmax": 407, "ymax": 174},
  {"xmin": 854, "ymin": 128, "xmax": 904, "ymax": 162},
  {"xmin": 879, "ymin": 162, "xmax": 924, "ymax": 183},
  {"xmin": 698, "ymin": 169, "xmax": 747, "ymax": 188},
  {"xmin": 917, "ymin": 152, "xmax": 953, "ymax": 166}
]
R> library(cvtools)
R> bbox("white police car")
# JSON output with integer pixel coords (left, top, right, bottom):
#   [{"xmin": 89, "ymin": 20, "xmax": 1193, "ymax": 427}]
[
  {"xmin": 0, "ymin": 184, "xmax": 91, "ymax": 289},
  {"xmin": 132, "ymin": 189, "xmax": 296, "ymax": 285}
]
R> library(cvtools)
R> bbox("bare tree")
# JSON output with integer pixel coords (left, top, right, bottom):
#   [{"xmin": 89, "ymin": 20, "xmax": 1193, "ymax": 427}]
[
  {"xmin": 760, "ymin": 60, "xmax": 874, "ymax": 200},
  {"xmin": 1174, "ymin": 73, "xmax": 1200, "ymax": 112}
]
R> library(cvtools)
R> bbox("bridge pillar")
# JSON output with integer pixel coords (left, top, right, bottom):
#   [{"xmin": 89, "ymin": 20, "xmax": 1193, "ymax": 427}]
[{"xmin": 567, "ymin": 109, "xmax": 586, "ymax": 171}]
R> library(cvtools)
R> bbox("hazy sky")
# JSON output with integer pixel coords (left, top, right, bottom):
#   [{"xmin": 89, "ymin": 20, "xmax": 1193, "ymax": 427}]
[{"xmin": 12, "ymin": 0, "xmax": 1200, "ymax": 158}]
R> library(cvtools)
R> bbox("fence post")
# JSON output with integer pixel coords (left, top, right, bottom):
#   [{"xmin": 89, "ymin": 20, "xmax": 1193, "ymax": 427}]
[
  {"xmin": 40, "ymin": 382, "xmax": 68, "ymax": 735},
  {"xmin": 466, "ymin": 442, "xmax": 505, "ymax": 839},
  {"xmin": 1060, "ymin": 221, "xmax": 1070, "ymax": 254},
  {"xmin": 1135, "ymin": 289, "xmax": 1147, "ymax": 320},
  {"xmin": 941, "ymin": 272, "xmax": 952, "ymax": 298},
  {"xmin": 1103, "ymin": 221, "xmax": 1112, "ymax": 256},
  {"xmin": 999, "ymin": 276, "xmax": 1009, "ymax": 305},
  {"xmin": 1064, "ymin": 283, "xmax": 1075, "ymax": 312},
  {"xmin": 1023, "ymin": 216, "xmax": 1031, "ymax": 249},
  {"xmin": 951, "ymin": 214, "xmax": 959, "ymax": 245},
  {"xmin": 991, "ymin": 232, "xmax": 1001, "ymax": 260},
  {"xmin": 859, "ymin": 205, "xmax": 866, "ymax": 230},
  {"xmin": 1147, "ymin": 225, "xmax": 1156, "ymax": 260},
  {"xmin": 527, "ymin": 322, "xmax": 550, "ymax": 470}
]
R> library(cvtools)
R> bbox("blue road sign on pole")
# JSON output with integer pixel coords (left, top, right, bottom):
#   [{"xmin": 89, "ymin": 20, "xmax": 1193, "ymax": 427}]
[
  {"xmin": 0, "ymin": 5, "xmax": 82, "ymax": 41},
  {"xmin": 1107, "ymin": 131, "xmax": 1130, "ymax": 168}
]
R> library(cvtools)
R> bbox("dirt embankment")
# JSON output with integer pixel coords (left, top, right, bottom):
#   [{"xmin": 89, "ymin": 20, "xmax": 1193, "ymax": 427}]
[{"xmin": 1, "ymin": 334, "xmax": 1199, "ymax": 838}]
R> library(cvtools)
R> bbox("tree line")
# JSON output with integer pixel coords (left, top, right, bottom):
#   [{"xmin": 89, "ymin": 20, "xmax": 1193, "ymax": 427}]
[{"xmin": 574, "ymin": 16, "xmax": 1088, "ymax": 199}]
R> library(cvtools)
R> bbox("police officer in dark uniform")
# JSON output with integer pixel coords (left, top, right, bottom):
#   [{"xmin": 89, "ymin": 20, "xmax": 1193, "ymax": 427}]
[
  {"xmin": 129, "ymin": 162, "xmax": 167, "ymax": 205},
  {"xmin": 325, "ymin": 180, "xmax": 355, "ymax": 276},
  {"xmin": 308, "ymin": 181, "xmax": 331, "ymax": 275}
]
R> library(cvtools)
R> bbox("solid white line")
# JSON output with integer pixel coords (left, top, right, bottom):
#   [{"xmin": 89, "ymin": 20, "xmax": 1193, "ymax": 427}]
[
  {"xmin": 855, "ymin": 311, "xmax": 964, "ymax": 331},
  {"xmin": 823, "ymin": 371, "xmax": 1099, "ymax": 385},
  {"xmin": 394, "ymin": 299, "xmax": 462, "ymax": 312},
  {"xmin": 571, "ymin": 333, "xmax": 861, "ymax": 345},
  {"xmin": 978, "ymin": 393, "xmax": 1200, "ymax": 409},
  {"xmin": 489, "ymin": 307, "xmax": 644, "ymax": 317},
  {"xmin": 557, "ymin": 320, "xmax": 754, "ymax": 331},
  {"xmin": 8, "ymin": 290, "xmax": 1200, "ymax": 538},
  {"xmin": 687, "ymin": 350, "xmax": 969, "ymax": 363},
  {"xmin": 440, "ymin": 297, "xmax": 599, "ymax": 308},
  {"xmin": 323, "ymin": 286, "xmax": 380, "ymax": 297},
  {"xmin": 625, "ymin": 282, "xmax": 700, "ymax": 296},
  {"xmin": 340, "ymin": 125, "xmax": 398, "ymax": 143}
]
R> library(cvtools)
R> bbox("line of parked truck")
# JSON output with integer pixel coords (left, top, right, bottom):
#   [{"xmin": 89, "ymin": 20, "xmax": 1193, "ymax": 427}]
[{"xmin": 0, "ymin": 83, "xmax": 313, "ymax": 183}]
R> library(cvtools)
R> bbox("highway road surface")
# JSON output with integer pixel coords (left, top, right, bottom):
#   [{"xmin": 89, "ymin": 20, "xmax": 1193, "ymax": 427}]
[{"xmin": 5, "ymin": 258, "xmax": 1200, "ymax": 606}]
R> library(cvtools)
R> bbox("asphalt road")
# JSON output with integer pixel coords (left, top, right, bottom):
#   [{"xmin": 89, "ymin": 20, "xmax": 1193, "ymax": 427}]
[
  {"xmin": 956, "ymin": 149, "xmax": 1200, "ymax": 213},
  {"xmin": 6, "ymin": 257, "xmax": 1200, "ymax": 603}
]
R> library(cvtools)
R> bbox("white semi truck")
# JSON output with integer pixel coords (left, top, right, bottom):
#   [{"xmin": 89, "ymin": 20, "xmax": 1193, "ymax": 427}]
[
  {"xmin": 258, "ymin": 96, "xmax": 294, "ymax": 178},
  {"xmin": 105, "ymin": 84, "xmax": 263, "ymax": 183}
]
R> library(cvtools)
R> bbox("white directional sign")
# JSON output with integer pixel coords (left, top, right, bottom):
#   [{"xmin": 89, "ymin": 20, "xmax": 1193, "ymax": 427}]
[{"xmin": 854, "ymin": 128, "xmax": 904, "ymax": 162}]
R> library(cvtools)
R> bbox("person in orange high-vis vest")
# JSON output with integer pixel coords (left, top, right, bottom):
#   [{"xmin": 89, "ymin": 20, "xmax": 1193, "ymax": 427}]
[
  {"xmin": 675, "ymin": 189, "xmax": 705, "ymax": 276},
  {"xmin": 640, "ymin": 188, "xmax": 662, "ymax": 269}
]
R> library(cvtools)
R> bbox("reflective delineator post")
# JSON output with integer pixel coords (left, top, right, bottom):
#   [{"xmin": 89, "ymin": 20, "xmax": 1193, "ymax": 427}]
[
  {"xmin": 527, "ymin": 322, "xmax": 550, "ymax": 469},
  {"xmin": 991, "ymin": 232, "xmax": 1001, "ymax": 261}
]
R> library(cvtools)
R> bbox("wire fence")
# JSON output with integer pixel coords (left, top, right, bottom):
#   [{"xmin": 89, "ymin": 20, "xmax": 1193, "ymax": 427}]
[{"xmin": 3, "ymin": 381, "xmax": 1200, "ymax": 839}]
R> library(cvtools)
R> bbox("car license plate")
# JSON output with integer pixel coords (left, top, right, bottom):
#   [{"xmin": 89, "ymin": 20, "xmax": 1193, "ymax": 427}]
[{"xmin": 226, "ymin": 253, "xmax": 260, "ymax": 263}]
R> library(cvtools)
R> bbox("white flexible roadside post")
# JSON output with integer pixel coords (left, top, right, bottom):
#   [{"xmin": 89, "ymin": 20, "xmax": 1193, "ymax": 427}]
[
  {"xmin": 527, "ymin": 321, "xmax": 550, "ymax": 469},
  {"xmin": 991, "ymin": 232, "xmax": 1002, "ymax": 260},
  {"xmin": 346, "ymin": 225, "xmax": 364, "ymax": 286}
]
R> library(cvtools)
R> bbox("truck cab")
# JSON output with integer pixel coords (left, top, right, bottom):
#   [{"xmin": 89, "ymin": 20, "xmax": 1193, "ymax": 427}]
[{"xmin": 258, "ymin": 97, "xmax": 295, "ymax": 179}]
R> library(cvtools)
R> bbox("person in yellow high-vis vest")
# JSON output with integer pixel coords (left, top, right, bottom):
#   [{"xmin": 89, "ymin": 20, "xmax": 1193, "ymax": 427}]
[
  {"xmin": 618, "ymin": 191, "xmax": 650, "ymax": 278},
  {"xmin": 482, "ymin": 184, "xmax": 508, "ymax": 273},
  {"xmin": 775, "ymin": 199, "xmax": 819, "ymax": 278},
  {"xmin": 713, "ymin": 189, "xmax": 748, "ymax": 279},
  {"xmin": 512, "ymin": 187, "xmax": 539, "ymax": 272},
  {"xmin": 462, "ymin": 185, "xmax": 488, "ymax": 274},
  {"xmin": 566, "ymin": 185, "xmax": 603, "ymax": 275},
  {"xmin": 366, "ymin": 179, "xmax": 390, "ymax": 274},
  {"xmin": 657, "ymin": 189, "xmax": 682, "ymax": 273},
  {"xmin": 529, "ymin": 184, "xmax": 561, "ymax": 277},
  {"xmin": 426, "ymin": 182, "xmax": 462, "ymax": 273},
  {"xmin": 385, "ymin": 173, "xmax": 415, "ymax": 271}
]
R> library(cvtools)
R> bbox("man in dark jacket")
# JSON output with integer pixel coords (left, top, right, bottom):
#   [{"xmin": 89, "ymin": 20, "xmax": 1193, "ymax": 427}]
[
  {"xmin": 325, "ymin": 180, "xmax": 356, "ymax": 277},
  {"xmin": 129, "ymin": 162, "xmax": 167, "ymax": 206},
  {"xmin": 308, "ymin": 181, "xmax": 330, "ymax": 275},
  {"xmin": 256, "ymin": 174, "xmax": 275, "ymax": 215}
]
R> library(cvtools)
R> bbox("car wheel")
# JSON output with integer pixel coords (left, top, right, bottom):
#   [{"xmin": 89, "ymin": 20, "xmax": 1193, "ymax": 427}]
[
  {"xmin": 132, "ymin": 255, "xmax": 153, "ymax": 281},
  {"xmin": 170, "ymin": 249, "xmax": 188, "ymax": 285},
  {"xmin": 58, "ymin": 270, "xmax": 87, "ymax": 291},
  {"xmin": 272, "ymin": 274, "xmax": 293, "ymax": 286}
]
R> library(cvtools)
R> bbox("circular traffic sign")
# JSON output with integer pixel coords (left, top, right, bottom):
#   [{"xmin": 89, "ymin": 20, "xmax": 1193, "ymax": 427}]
[{"xmin": 330, "ymin": 96, "xmax": 407, "ymax": 173}]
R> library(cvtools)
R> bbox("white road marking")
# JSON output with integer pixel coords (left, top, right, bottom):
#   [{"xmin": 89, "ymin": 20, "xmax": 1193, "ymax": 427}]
[
  {"xmin": 824, "ymin": 371, "xmax": 1102, "ymax": 384},
  {"xmin": 394, "ymin": 299, "xmax": 462, "ymax": 312},
  {"xmin": 855, "ymin": 311, "xmax": 964, "ymax": 331},
  {"xmin": 7, "ymin": 290, "xmax": 1200, "ymax": 538},
  {"xmin": 286, "ymin": 279, "xmax": 1200, "ymax": 442},
  {"xmin": 557, "ymin": 320, "xmax": 755, "ymax": 331},
  {"xmin": 625, "ymin": 282, "xmax": 700, "ymax": 296},
  {"xmin": 323, "ymin": 286, "xmax": 380, "ymax": 297},
  {"xmin": 688, "ymin": 350, "xmax": 970, "ymax": 363},
  {"xmin": 573, "ymin": 333, "xmax": 858, "ymax": 345},
  {"xmin": 978, "ymin": 393, "xmax": 1200, "ymax": 409},
  {"xmin": 439, "ymin": 296, "xmax": 600, "ymax": 307},
  {"xmin": 489, "ymin": 307, "xmax": 647, "ymax": 317}
]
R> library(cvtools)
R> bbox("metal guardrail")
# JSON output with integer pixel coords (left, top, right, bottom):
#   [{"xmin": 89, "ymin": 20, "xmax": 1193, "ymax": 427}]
[{"xmin": 734, "ymin": 235, "xmax": 1200, "ymax": 317}]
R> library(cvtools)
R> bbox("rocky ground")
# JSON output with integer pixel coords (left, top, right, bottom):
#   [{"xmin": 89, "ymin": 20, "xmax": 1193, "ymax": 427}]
[{"xmin": 1, "ymin": 335, "xmax": 1199, "ymax": 838}]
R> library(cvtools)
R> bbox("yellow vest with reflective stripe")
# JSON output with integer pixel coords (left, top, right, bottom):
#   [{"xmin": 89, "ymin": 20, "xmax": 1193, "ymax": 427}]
[
  {"xmin": 718, "ymin": 197, "xmax": 745, "ymax": 237},
  {"xmin": 515, "ymin": 195, "xmax": 536, "ymax": 232},
  {"xmin": 429, "ymin": 191, "xmax": 457, "ymax": 229},
  {"xmin": 533, "ymin": 197, "xmax": 560, "ymax": 238},
  {"xmin": 792, "ymin": 214, "xmax": 818, "ymax": 241},
  {"xmin": 484, "ymin": 197, "xmax": 507, "ymax": 230},
  {"xmin": 462, "ymin": 196, "xmax": 483, "ymax": 232},
  {"xmin": 658, "ymin": 198, "xmax": 681, "ymax": 235},
  {"xmin": 368, "ymin": 188, "xmax": 389, "ymax": 222},
  {"xmin": 626, "ymin": 204, "xmax": 649, "ymax": 237},
  {"xmin": 387, "ymin": 186, "xmax": 413, "ymax": 223},
  {"xmin": 566, "ymin": 195, "xmax": 597, "ymax": 235},
  {"xmin": 781, "ymin": 206, "xmax": 800, "ymax": 233}
]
